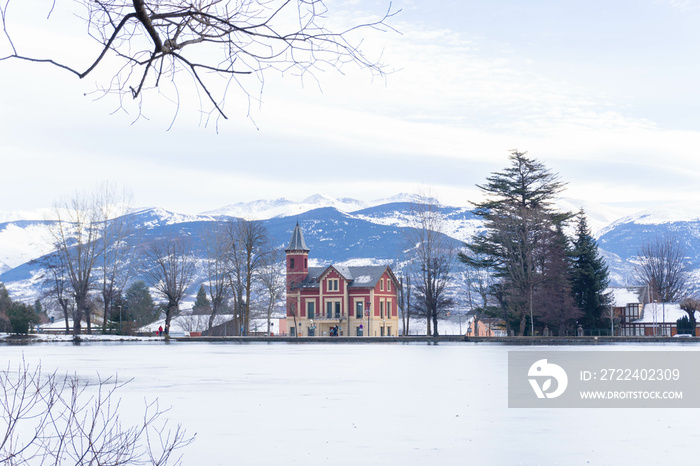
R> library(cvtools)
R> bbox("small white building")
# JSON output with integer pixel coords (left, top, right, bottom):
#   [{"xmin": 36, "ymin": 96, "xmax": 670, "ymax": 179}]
[
  {"xmin": 609, "ymin": 286, "xmax": 646, "ymax": 336},
  {"xmin": 631, "ymin": 303, "xmax": 699, "ymax": 336}
]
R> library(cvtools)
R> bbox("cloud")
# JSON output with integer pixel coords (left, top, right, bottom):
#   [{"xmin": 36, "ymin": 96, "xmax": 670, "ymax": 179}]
[{"xmin": 1, "ymin": 0, "xmax": 699, "ymax": 220}]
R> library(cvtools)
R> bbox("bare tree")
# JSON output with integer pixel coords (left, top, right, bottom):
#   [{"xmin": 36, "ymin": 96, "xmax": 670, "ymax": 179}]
[
  {"xmin": 178, "ymin": 311, "xmax": 211, "ymax": 333},
  {"xmin": 405, "ymin": 195, "xmax": 456, "ymax": 336},
  {"xmin": 1, "ymin": 0, "xmax": 398, "ymax": 123},
  {"xmin": 397, "ymin": 272, "xmax": 410, "ymax": 336},
  {"xmin": 257, "ymin": 249, "xmax": 285, "ymax": 336},
  {"xmin": 48, "ymin": 190, "xmax": 105, "ymax": 335},
  {"xmin": 225, "ymin": 218, "xmax": 269, "ymax": 335},
  {"xmin": 0, "ymin": 358, "xmax": 193, "ymax": 465},
  {"xmin": 38, "ymin": 251, "xmax": 75, "ymax": 334},
  {"xmin": 143, "ymin": 237, "xmax": 196, "ymax": 334},
  {"xmin": 202, "ymin": 223, "xmax": 229, "ymax": 330},
  {"xmin": 96, "ymin": 182, "xmax": 138, "ymax": 334},
  {"xmin": 459, "ymin": 247, "xmax": 495, "ymax": 337},
  {"xmin": 287, "ymin": 301, "xmax": 298, "ymax": 337},
  {"xmin": 45, "ymin": 184, "xmax": 136, "ymax": 335},
  {"xmin": 635, "ymin": 234, "xmax": 690, "ymax": 304},
  {"xmin": 225, "ymin": 244, "xmax": 245, "ymax": 336}
]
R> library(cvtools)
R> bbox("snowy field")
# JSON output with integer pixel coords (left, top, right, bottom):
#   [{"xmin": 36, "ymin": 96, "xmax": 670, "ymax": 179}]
[{"xmin": 3, "ymin": 342, "xmax": 697, "ymax": 465}]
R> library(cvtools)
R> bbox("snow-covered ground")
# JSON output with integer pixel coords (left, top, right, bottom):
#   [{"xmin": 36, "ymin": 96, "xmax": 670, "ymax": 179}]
[{"xmin": 4, "ymin": 343, "xmax": 697, "ymax": 466}]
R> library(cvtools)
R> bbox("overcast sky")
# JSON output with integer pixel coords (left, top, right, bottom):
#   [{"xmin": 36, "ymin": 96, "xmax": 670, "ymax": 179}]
[{"xmin": 2, "ymin": 0, "xmax": 700, "ymax": 220}]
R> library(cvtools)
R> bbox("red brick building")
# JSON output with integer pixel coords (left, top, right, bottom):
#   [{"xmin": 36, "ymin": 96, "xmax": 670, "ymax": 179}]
[{"xmin": 285, "ymin": 223, "xmax": 400, "ymax": 337}]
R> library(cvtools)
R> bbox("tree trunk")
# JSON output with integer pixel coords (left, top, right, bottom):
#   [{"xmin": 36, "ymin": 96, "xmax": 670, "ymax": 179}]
[
  {"xmin": 432, "ymin": 307, "xmax": 439, "ymax": 336},
  {"xmin": 72, "ymin": 309, "xmax": 81, "ymax": 335},
  {"xmin": 208, "ymin": 298, "xmax": 220, "ymax": 331},
  {"xmin": 165, "ymin": 302, "xmax": 178, "ymax": 334},
  {"xmin": 518, "ymin": 314, "xmax": 526, "ymax": 336},
  {"xmin": 245, "ymin": 277, "xmax": 252, "ymax": 336},
  {"xmin": 60, "ymin": 299, "xmax": 70, "ymax": 335}
]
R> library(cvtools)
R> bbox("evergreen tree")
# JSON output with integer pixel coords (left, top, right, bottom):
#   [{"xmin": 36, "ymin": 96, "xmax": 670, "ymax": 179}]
[
  {"xmin": 123, "ymin": 281, "xmax": 159, "ymax": 327},
  {"xmin": 192, "ymin": 284, "xmax": 212, "ymax": 315},
  {"xmin": 0, "ymin": 284, "xmax": 39, "ymax": 334},
  {"xmin": 676, "ymin": 315, "xmax": 694, "ymax": 335},
  {"xmin": 679, "ymin": 298, "xmax": 698, "ymax": 335},
  {"xmin": 8, "ymin": 302, "xmax": 39, "ymax": 334},
  {"xmin": 570, "ymin": 210, "xmax": 611, "ymax": 330},
  {"xmin": 469, "ymin": 150, "xmax": 571, "ymax": 335},
  {"xmin": 0, "ymin": 283, "xmax": 12, "ymax": 332},
  {"xmin": 534, "ymin": 225, "xmax": 581, "ymax": 334}
]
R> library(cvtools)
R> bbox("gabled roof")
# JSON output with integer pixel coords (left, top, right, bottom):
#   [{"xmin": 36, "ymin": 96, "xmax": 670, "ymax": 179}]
[
  {"xmin": 608, "ymin": 286, "xmax": 645, "ymax": 307},
  {"xmin": 291, "ymin": 264, "xmax": 398, "ymax": 290},
  {"xmin": 634, "ymin": 303, "xmax": 699, "ymax": 324},
  {"xmin": 285, "ymin": 222, "xmax": 310, "ymax": 252}
]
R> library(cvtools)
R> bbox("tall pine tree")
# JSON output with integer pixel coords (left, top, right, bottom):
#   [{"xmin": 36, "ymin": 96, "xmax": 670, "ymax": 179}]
[
  {"xmin": 469, "ymin": 150, "xmax": 570, "ymax": 335},
  {"xmin": 571, "ymin": 210, "xmax": 611, "ymax": 330}
]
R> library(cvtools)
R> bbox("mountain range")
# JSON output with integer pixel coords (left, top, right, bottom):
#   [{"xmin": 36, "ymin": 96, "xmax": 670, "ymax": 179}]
[{"xmin": 1, "ymin": 194, "xmax": 699, "ymax": 304}]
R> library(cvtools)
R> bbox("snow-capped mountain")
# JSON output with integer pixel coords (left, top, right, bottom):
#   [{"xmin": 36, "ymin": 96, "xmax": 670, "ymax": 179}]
[
  {"xmin": 203, "ymin": 194, "xmax": 367, "ymax": 220},
  {"xmin": 2, "ymin": 194, "xmax": 700, "ymax": 303},
  {"xmin": 201, "ymin": 193, "xmax": 426, "ymax": 221},
  {"xmin": 0, "ymin": 220, "xmax": 54, "ymax": 275}
]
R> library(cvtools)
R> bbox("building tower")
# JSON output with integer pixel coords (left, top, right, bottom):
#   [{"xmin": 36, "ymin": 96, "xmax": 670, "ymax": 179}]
[{"xmin": 285, "ymin": 222, "xmax": 310, "ymax": 298}]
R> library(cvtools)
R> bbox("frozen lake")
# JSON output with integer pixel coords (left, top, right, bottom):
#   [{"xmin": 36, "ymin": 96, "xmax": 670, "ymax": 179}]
[{"xmin": 3, "ymin": 342, "xmax": 698, "ymax": 465}]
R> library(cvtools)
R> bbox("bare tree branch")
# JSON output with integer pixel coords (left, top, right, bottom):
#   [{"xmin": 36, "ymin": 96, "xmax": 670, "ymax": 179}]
[
  {"xmin": 635, "ymin": 234, "xmax": 690, "ymax": 303},
  {"xmin": 142, "ymin": 237, "xmax": 196, "ymax": 333},
  {"xmin": 0, "ymin": 0, "xmax": 399, "ymax": 123},
  {"xmin": 0, "ymin": 358, "xmax": 194, "ymax": 465}
]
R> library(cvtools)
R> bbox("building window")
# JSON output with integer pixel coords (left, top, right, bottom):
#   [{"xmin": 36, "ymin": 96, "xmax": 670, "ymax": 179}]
[
  {"xmin": 307, "ymin": 301, "xmax": 315, "ymax": 317},
  {"xmin": 380, "ymin": 301, "xmax": 384, "ymax": 319},
  {"xmin": 304, "ymin": 258, "xmax": 308, "ymax": 269},
  {"xmin": 290, "ymin": 258, "xmax": 295, "ymax": 269},
  {"xmin": 387, "ymin": 280, "xmax": 391, "ymax": 292},
  {"xmin": 624, "ymin": 303, "xmax": 640, "ymax": 323},
  {"xmin": 380, "ymin": 279, "xmax": 384, "ymax": 291},
  {"xmin": 328, "ymin": 279, "xmax": 339, "ymax": 292},
  {"xmin": 355, "ymin": 301, "xmax": 363, "ymax": 319},
  {"xmin": 325, "ymin": 301, "xmax": 341, "ymax": 318},
  {"xmin": 380, "ymin": 326, "xmax": 385, "ymax": 336},
  {"xmin": 387, "ymin": 326, "xmax": 391, "ymax": 336},
  {"xmin": 386, "ymin": 299, "xmax": 392, "ymax": 318}
]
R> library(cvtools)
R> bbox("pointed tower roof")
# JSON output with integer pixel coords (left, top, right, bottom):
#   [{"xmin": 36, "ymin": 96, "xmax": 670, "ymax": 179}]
[{"xmin": 285, "ymin": 222, "xmax": 310, "ymax": 252}]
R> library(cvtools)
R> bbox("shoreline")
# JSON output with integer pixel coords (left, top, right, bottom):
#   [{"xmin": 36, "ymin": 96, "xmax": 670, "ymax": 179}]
[{"xmin": 3, "ymin": 334, "xmax": 699, "ymax": 344}]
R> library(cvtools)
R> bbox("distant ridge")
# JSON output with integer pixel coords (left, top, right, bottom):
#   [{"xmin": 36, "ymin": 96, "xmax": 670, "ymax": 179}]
[{"xmin": 2, "ymin": 194, "xmax": 700, "ymax": 303}]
